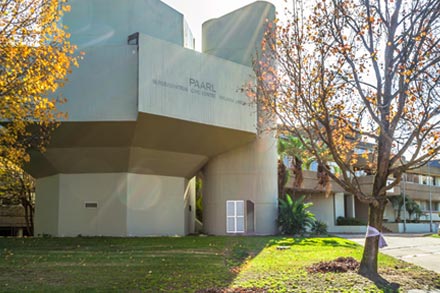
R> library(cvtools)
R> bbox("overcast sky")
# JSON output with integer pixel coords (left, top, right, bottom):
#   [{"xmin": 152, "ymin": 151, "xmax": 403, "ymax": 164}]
[{"xmin": 161, "ymin": 0, "xmax": 292, "ymax": 51}]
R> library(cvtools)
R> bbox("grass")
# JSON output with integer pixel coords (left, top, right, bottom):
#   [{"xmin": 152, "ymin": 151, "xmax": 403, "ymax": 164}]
[
  {"xmin": 432, "ymin": 234, "xmax": 440, "ymax": 238},
  {"xmin": 0, "ymin": 236, "xmax": 439, "ymax": 292}
]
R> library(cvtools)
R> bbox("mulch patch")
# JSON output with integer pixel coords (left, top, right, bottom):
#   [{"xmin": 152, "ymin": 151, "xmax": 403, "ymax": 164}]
[
  {"xmin": 196, "ymin": 288, "xmax": 267, "ymax": 293},
  {"xmin": 307, "ymin": 257, "xmax": 360, "ymax": 273}
]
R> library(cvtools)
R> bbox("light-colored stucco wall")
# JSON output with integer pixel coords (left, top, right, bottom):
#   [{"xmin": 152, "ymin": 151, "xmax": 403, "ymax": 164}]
[
  {"xmin": 126, "ymin": 174, "xmax": 186, "ymax": 236},
  {"xmin": 35, "ymin": 175, "xmax": 60, "ymax": 236},
  {"xmin": 57, "ymin": 174, "xmax": 127, "ymax": 237},
  {"xmin": 305, "ymin": 193, "xmax": 335, "ymax": 228},
  {"xmin": 63, "ymin": 0, "xmax": 185, "ymax": 48},
  {"xmin": 203, "ymin": 133, "xmax": 278, "ymax": 235}
]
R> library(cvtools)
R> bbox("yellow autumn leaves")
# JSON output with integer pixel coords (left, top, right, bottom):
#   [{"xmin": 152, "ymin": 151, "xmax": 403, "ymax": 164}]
[{"xmin": 0, "ymin": 0, "xmax": 78, "ymax": 165}]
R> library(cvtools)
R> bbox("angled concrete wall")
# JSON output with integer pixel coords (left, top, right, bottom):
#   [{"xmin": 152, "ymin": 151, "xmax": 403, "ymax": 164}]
[
  {"xmin": 58, "ymin": 46, "xmax": 138, "ymax": 122},
  {"xmin": 64, "ymin": 0, "xmax": 186, "ymax": 48},
  {"xmin": 35, "ymin": 175, "xmax": 60, "ymax": 236},
  {"xmin": 126, "ymin": 174, "xmax": 188, "ymax": 236},
  {"xmin": 202, "ymin": 1, "xmax": 275, "ymax": 66},
  {"xmin": 138, "ymin": 34, "xmax": 256, "ymax": 133}
]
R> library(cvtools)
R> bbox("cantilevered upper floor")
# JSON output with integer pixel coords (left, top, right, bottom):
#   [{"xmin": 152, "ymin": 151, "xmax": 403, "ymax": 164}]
[{"xmin": 26, "ymin": 0, "xmax": 275, "ymax": 179}]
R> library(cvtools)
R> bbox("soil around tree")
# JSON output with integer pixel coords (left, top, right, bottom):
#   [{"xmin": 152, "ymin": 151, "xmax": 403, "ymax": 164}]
[{"xmin": 307, "ymin": 257, "xmax": 360, "ymax": 273}]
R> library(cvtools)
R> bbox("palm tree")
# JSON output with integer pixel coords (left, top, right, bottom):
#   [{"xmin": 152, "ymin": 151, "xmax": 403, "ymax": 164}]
[
  {"xmin": 279, "ymin": 135, "xmax": 334, "ymax": 196},
  {"xmin": 278, "ymin": 136, "xmax": 312, "ymax": 189},
  {"xmin": 388, "ymin": 194, "xmax": 404, "ymax": 222},
  {"xmin": 405, "ymin": 199, "xmax": 421, "ymax": 222}
]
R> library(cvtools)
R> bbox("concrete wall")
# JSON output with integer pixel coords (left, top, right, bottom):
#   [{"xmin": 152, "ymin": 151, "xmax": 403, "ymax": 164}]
[
  {"xmin": 328, "ymin": 225, "xmax": 367, "ymax": 233},
  {"xmin": 35, "ymin": 173, "xmax": 195, "ymax": 237},
  {"xmin": 200, "ymin": 2, "xmax": 277, "ymax": 235},
  {"xmin": 58, "ymin": 46, "xmax": 138, "ymax": 121},
  {"xmin": 305, "ymin": 193, "xmax": 335, "ymax": 228},
  {"xmin": 138, "ymin": 34, "xmax": 256, "ymax": 133},
  {"xmin": 305, "ymin": 193, "xmax": 369, "ymax": 233},
  {"xmin": 126, "ymin": 174, "xmax": 186, "ymax": 236},
  {"xmin": 345, "ymin": 194, "xmax": 355, "ymax": 218},
  {"xmin": 203, "ymin": 1, "xmax": 275, "ymax": 66},
  {"xmin": 64, "ymin": 0, "xmax": 185, "ymax": 48},
  {"xmin": 184, "ymin": 178, "xmax": 196, "ymax": 235},
  {"xmin": 383, "ymin": 222, "xmax": 439, "ymax": 233},
  {"xmin": 35, "ymin": 175, "xmax": 60, "ymax": 236},
  {"xmin": 334, "ymin": 193, "xmax": 345, "ymax": 219},
  {"xmin": 355, "ymin": 199, "xmax": 369, "ymax": 222},
  {"xmin": 58, "ymin": 174, "xmax": 127, "ymax": 237},
  {"xmin": 203, "ymin": 133, "xmax": 278, "ymax": 235},
  {"xmin": 383, "ymin": 203, "xmax": 396, "ymax": 222}
]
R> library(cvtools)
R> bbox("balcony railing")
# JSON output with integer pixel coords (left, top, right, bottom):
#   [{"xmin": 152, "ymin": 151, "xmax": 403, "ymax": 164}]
[
  {"xmin": 285, "ymin": 170, "xmax": 400, "ymax": 196},
  {"xmin": 402, "ymin": 181, "xmax": 440, "ymax": 201}
]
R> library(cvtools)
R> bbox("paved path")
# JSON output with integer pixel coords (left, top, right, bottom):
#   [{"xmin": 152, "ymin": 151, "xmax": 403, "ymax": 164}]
[{"xmin": 338, "ymin": 234, "xmax": 440, "ymax": 273}]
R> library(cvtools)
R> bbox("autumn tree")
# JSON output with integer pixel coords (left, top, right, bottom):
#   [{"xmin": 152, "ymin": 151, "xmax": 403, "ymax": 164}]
[
  {"xmin": 0, "ymin": 0, "xmax": 78, "ymax": 165},
  {"xmin": 251, "ymin": 0, "xmax": 440, "ymax": 279},
  {"xmin": 0, "ymin": 158, "xmax": 35, "ymax": 235}
]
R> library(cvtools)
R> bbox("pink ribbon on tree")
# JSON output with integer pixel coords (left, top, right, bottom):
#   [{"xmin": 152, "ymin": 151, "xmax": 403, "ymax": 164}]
[{"xmin": 366, "ymin": 226, "xmax": 388, "ymax": 248}]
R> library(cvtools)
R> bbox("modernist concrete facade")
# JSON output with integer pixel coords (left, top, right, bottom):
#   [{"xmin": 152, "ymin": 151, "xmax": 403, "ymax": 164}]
[{"xmin": 28, "ymin": 0, "xmax": 278, "ymax": 237}]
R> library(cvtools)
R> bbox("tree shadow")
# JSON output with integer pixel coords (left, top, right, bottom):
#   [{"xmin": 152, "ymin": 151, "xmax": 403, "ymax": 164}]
[{"xmin": 359, "ymin": 272, "xmax": 400, "ymax": 293}]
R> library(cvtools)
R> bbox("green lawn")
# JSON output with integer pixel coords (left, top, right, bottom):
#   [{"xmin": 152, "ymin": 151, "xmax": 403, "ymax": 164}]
[{"xmin": 0, "ymin": 236, "xmax": 438, "ymax": 292}]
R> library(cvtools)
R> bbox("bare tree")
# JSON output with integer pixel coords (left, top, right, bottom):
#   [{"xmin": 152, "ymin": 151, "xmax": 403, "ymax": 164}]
[{"xmin": 250, "ymin": 0, "xmax": 440, "ymax": 278}]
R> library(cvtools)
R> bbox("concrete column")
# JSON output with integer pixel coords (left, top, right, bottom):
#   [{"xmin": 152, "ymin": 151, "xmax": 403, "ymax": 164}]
[
  {"xmin": 346, "ymin": 194, "xmax": 355, "ymax": 218},
  {"xmin": 334, "ymin": 193, "xmax": 345, "ymax": 220},
  {"xmin": 203, "ymin": 133, "xmax": 278, "ymax": 235}
]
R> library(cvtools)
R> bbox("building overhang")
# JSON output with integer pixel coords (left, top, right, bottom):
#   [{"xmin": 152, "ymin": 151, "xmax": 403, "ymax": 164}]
[{"xmin": 26, "ymin": 113, "xmax": 256, "ymax": 178}]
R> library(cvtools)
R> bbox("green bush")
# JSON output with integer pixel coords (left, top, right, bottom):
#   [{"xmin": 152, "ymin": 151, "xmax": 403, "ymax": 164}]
[
  {"xmin": 336, "ymin": 216, "xmax": 365, "ymax": 226},
  {"xmin": 311, "ymin": 220, "xmax": 328, "ymax": 235},
  {"xmin": 277, "ymin": 194, "xmax": 316, "ymax": 235}
]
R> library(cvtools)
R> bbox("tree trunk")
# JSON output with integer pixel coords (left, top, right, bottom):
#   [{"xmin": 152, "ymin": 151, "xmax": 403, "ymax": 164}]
[
  {"xmin": 292, "ymin": 156, "xmax": 303, "ymax": 188},
  {"xmin": 29, "ymin": 203, "xmax": 34, "ymax": 236},
  {"xmin": 23, "ymin": 202, "xmax": 31, "ymax": 236},
  {"xmin": 278, "ymin": 159, "xmax": 287, "ymax": 200},
  {"xmin": 359, "ymin": 201, "xmax": 386, "ymax": 278}
]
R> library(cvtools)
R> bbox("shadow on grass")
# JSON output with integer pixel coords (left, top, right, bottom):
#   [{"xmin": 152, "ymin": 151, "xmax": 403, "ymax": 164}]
[
  {"xmin": 266, "ymin": 236, "xmax": 360, "ymax": 248},
  {"xmin": 360, "ymin": 272, "xmax": 400, "ymax": 293}
]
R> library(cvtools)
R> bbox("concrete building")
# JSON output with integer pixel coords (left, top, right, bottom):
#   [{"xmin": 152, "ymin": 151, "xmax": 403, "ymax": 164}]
[
  {"xmin": 27, "ymin": 0, "xmax": 278, "ymax": 237},
  {"xmin": 382, "ymin": 161, "xmax": 440, "ymax": 233},
  {"xmin": 283, "ymin": 151, "xmax": 440, "ymax": 234}
]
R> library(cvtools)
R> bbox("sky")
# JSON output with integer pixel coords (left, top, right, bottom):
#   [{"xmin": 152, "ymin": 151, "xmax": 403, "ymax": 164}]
[{"xmin": 161, "ymin": 0, "xmax": 292, "ymax": 51}]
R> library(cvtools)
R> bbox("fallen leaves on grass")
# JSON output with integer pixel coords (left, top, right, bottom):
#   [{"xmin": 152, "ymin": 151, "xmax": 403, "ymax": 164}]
[
  {"xmin": 307, "ymin": 257, "xmax": 360, "ymax": 273},
  {"xmin": 196, "ymin": 288, "xmax": 267, "ymax": 293}
]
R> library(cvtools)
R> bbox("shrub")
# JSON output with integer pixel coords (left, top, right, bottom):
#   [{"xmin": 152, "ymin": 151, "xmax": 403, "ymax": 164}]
[
  {"xmin": 311, "ymin": 220, "xmax": 328, "ymax": 235},
  {"xmin": 336, "ymin": 216, "xmax": 365, "ymax": 226},
  {"xmin": 277, "ymin": 194, "xmax": 316, "ymax": 235}
]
